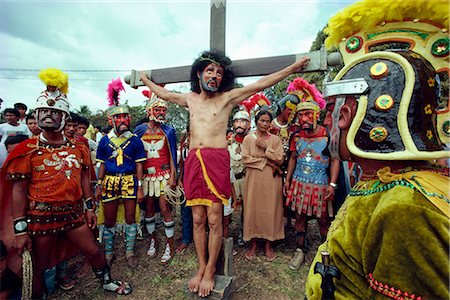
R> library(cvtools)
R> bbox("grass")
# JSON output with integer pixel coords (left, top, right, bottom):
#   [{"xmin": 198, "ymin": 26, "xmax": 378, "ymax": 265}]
[{"xmin": 50, "ymin": 208, "xmax": 322, "ymax": 300}]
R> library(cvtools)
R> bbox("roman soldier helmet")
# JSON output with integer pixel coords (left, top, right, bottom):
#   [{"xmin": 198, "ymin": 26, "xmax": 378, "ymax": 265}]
[
  {"xmin": 233, "ymin": 110, "xmax": 251, "ymax": 122},
  {"xmin": 36, "ymin": 68, "xmax": 70, "ymax": 131},
  {"xmin": 286, "ymin": 78, "xmax": 325, "ymax": 127},
  {"xmin": 143, "ymin": 90, "xmax": 168, "ymax": 123},
  {"xmin": 106, "ymin": 77, "xmax": 128, "ymax": 117},
  {"xmin": 322, "ymin": 0, "xmax": 449, "ymax": 161}
]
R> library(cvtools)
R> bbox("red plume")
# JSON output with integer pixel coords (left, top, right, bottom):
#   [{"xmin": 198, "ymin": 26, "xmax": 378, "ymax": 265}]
[
  {"xmin": 240, "ymin": 93, "xmax": 270, "ymax": 112},
  {"xmin": 142, "ymin": 90, "xmax": 152, "ymax": 98}
]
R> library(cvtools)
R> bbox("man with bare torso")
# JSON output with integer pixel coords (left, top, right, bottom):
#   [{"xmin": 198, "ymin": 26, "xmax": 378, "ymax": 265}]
[{"xmin": 140, "ymin": 50, "xmax": 309, "ymax": 297}]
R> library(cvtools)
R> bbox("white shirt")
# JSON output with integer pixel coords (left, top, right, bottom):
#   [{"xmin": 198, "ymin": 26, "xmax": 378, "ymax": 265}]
[
  {"xmin": 0, "ymin": 122, "xmax": 31, "ymax": 144},
  {"xmin": 96, "ymin": 132, "xmax": 103, "ymax": 143}
]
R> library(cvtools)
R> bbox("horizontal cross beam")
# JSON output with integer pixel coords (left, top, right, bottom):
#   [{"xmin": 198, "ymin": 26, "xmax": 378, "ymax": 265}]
[{"xmin": 125, "ymin": 48, "xmax": 342, "ymax": 88}]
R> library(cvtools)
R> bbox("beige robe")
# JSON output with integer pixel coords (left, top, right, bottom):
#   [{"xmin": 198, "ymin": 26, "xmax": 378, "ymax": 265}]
[{"xmin": 242, "ymin": 132, "xmax": 284, "ymax": 241}]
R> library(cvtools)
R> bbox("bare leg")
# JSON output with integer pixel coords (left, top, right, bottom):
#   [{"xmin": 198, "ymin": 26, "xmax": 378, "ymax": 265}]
[
  {"xmin": 188, "ymin": 205, "xmax": 207, "ymax": 293},
  {"xmin": 31, "ymin": 235, "xmax": 57, "ymax": 298},
  {"xmin": 65, "ymin": 224, "xmax": 132, "ymax": 295},
  {"xmin": 294, "ymin": 214, "xmax": 308, "ymax": 248},
  {"xmin": 123, "ymin": 200, "xmax": 138, "ymax": 267},
  {"xmin": 102, "ymin": 200, "xmax": 119, "ymax": 229},
  {"xmin": 198, "ymin": 202, "xmax": 223, "ymax": 297},
  {"xmin": 264, "ymin": 240, "xmax": 276, "ymax": 261},
  {"xmin": 317, "ymin": 216, "xmax": 330, "ymax": 241},
  {"xmin": 223, "ymin": 215, "xmax": 231, "ymax": 238},
  {"xmin": 245, "ymin": 238, "xmax": 257, "ymax": 260},
  {"xmin": 65, "ymin": 224, "xmax": 106, "ymax": 269}
]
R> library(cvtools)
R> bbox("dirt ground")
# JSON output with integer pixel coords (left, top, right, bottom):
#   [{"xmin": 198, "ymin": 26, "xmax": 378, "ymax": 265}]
[{"xmin": 50, "ymin": 207, "xmax": 323, "ymax": 300}]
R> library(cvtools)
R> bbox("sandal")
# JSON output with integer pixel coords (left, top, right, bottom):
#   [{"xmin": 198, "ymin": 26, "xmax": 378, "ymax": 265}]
[
  {"xmin": 244, "ymin": 250, "xmax": 256, "ymax": 261},
  {"xmin": 265, "ymin": 252, "xmax": 277, "ymax": 262},
  {"xmin": 103, "ymin": 280, "xmax": 133, "ymax": 295}
]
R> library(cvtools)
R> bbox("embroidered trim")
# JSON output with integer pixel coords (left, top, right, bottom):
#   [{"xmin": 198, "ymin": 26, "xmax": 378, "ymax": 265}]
[
  {"xmin": 367, "ymin": 273, "xmax": 422, "ymax": 300},
  {"xmin": 7, "ymin": 173, "xmax": 31, "ymax": 180},
  {"xmin": 410, "ymin": 175, "xmax": 450, "ymax": 204},
  {"xmin": 349, "ymin": 179, "xmax": 415, "ymax": 196},
  {"xmin": 186, "ymin": 198, "xmax": 214, "ymax": 207}
]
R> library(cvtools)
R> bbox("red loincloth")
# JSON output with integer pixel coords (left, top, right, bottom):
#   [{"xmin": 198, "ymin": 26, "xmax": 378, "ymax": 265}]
[{"xmin": 184, "ymin": 148, "xmax": 230, "ymax": 207}]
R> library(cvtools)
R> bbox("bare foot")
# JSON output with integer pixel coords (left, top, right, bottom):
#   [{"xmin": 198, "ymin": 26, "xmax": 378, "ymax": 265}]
[
  {"xmin": 188, "ymin": 269, "xmax": 204, "ymax": 293},
  {"xmin": 176, "ymin": 242, "xmax": 189, "ymax": 254},
  {"xmin": 265, "ymin": 248, "xmax": 277, "ymax": 262},
  {"xmin": 198, "ymin": 269, "xmax": 215, "ymax": 297},
  {"xmin": 244, "ymin": 248, "xmax": 256, "ymax": 260}
]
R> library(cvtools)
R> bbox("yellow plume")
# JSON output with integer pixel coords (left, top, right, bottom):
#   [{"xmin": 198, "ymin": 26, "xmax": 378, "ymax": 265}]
[
  {"xmin": 325, "ymin": 0, "xmax": 449, "ymax": 50},
  {"xmin": 38, "ymin": 68, "xmax": 69, "ymax": 94}
]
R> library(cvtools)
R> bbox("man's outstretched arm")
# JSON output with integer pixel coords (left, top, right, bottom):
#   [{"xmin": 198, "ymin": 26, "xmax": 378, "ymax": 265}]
[
  {"xmin": 227, "ymin": 57, "xmax": 310, "ymax": 106},
  {"xmin": 140, "ymin": 72, "xmax": 188, "ymax": 107}
]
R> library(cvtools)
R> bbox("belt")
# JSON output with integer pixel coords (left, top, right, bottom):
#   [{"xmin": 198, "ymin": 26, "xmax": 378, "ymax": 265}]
[
  {"xmin": 106, "ymin": 172, "xmax": 134, "ymax": 176},
  {"xmin": 29, "ymin": 200, "xmax": 83, "ymax": 212},
  {"xmin": 235, "ymin": 172, "xmax": 245, "ymax": 180}
]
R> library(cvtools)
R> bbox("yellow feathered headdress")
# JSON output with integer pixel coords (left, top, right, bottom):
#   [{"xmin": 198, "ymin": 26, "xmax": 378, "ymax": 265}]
[
  {"xmin": 325, "ymin": 0, "xmax": 449, "ymax": 50},
  {"xmin": 38, "ymin": 68, "xmax": 69, "ymax": 94}
]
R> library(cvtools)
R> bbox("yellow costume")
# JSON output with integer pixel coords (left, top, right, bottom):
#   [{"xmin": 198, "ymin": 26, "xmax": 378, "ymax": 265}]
[
  {"xmin": 307, "ymin": 167, "xmax": 449, "ymax": 299},
  {"xmin": 306, "ymin": 0, "xmax": 449, "ymax": 298}
]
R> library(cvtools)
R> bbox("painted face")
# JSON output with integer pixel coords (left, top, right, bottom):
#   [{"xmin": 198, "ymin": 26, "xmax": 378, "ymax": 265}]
[
  {"xmin": 37, "ymin": 108, "xmax": 64, "ymax": 131},
  {"xmin": 281, "ymin": 107, "xmax": 293, "ymax": 121},
  {"xmin": 324, "ymin": 96, "xmax": 356, "ymax": 161},
  {"xmin": 296, "ymin": 109, "xmax": 317, "ymax": 131},
  {"xmin": 256, "ymin": 114, "xmax": 271, "ymax": 132},
  {"xmin": 233, "ymin": 119, "xmax": 250, "ymax": 135},
  {"xmin": 26, "ymin": 118, "xmax": 41, "ymax": 135},
  {"xmin": 199, "ymin": 63, "xmax": 224, "ymax": 93},
  {"xmin": 47, "ymin": 85, "xmax": 57, "ymax": 93},
  {"xmin": 112, "ymin": 113, "xmax": 131, "ymax": 134},
  {"xmin": 149, "ymin": 106, "xmax": 167, "ymax": 123},
  {"xmin": 64, "ymin": 121, "xmax": 78, "ymax": 138}
]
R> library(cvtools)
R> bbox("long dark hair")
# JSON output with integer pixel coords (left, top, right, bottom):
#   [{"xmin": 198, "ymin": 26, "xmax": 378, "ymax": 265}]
[{"xmin": 190, "ymin": 50, "xmax": 236, "ymax": 94}]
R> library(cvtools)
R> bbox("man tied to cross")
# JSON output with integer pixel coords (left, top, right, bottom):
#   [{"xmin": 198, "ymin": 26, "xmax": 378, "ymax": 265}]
[{"xmin": 140, "ymin": 50, "xmax": 309, "ymax": 297}]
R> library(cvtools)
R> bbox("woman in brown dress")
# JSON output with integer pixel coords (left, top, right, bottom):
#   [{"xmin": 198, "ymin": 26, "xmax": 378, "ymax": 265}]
[{"xmin": 242, "ymin": 109, "xmax": 284, "ymax": 261}]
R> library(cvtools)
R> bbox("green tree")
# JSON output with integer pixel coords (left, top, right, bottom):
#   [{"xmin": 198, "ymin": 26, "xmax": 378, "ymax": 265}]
[
  {"xmin": 166, "ymin": 102, "xmax": 189, "ymax": 141},
  {"xmin": 76, "ymin": 105, "xmax": 92, "ymax": 118}
]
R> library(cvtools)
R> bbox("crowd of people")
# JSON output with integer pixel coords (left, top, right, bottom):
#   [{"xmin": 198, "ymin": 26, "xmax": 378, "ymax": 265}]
[{"xmin": 0, "ymin": 0, "xmax": 449, "ymax": 299}]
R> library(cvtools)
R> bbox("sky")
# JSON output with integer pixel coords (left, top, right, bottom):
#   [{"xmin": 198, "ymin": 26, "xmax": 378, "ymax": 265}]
[{"xmin": 0, "ymin": 0, "xmax": 355, "ymax": 114}]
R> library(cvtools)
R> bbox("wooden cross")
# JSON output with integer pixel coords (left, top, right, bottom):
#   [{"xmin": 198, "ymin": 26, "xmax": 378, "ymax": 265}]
[{"xmin": 125, "ymin": 0, "xmax": 341, "ymax": 88}]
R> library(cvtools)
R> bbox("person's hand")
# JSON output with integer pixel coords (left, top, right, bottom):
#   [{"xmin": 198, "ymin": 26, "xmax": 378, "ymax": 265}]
[
  {"xmin": 255, "ymin": 137, "xmax": 267, "ymax": 150},
  {"xmin": 293, "ymin": 57, "xmax": 310, "ymax": 72},
  {"xmin": 324, "ymin": 185, "xmax": 335, "ymax": 201},
  {"xmin": 137, "ymin": 186, "xmax": 145, "ymax": 204},
  {"xmin": 283, "ymin": 181, "xmax": 291, "ymax": 197},
  {"xmin": 168, "ymin": 176, "xmax": 176, "ymax": 188},
  {"xmin": 14, "ymin": 235, "xmax": 32, "ymax": 255},
  {"xmin": 94, "ymin": 185, "xmax": 102, "ymax": 202},
  {"xmin": 85, "ymin": 210, "xmax": 97, "ymax": 229},
  {"xmin": 140, "ymin": 71, "xmax": 149, "ymax": 81},
  {"xmin": 232, "ymin": 196, "xmax": 238, "ymax": 210}
]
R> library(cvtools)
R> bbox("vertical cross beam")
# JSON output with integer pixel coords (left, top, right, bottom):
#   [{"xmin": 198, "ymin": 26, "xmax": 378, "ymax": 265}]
[{"xmin": 210, "ymin": 0, "xmax": 226, "ymax": 53}]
